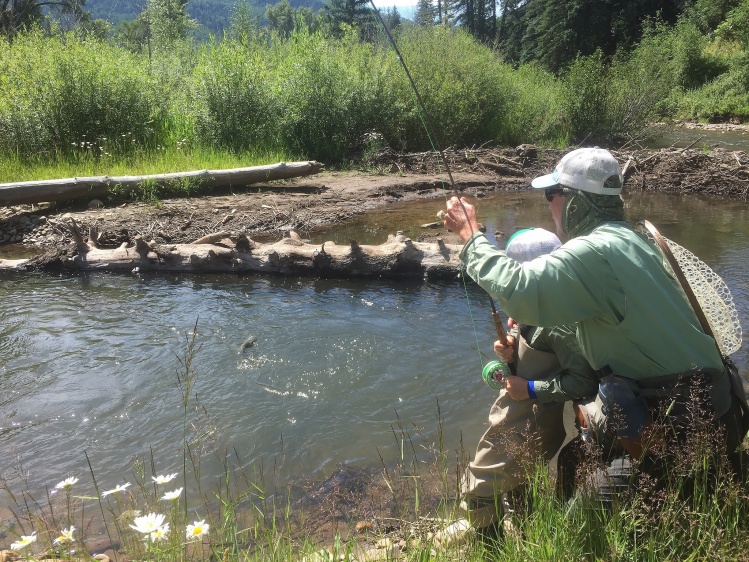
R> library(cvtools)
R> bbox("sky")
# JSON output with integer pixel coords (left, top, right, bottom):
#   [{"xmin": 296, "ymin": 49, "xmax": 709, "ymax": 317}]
[{"xmin": 371, "ymin": 0, "xmax": 418, "ymax": 19}]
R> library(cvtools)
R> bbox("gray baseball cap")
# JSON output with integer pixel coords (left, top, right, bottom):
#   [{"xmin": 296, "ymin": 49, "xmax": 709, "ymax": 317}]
[{"xmin": 531, "ymin": 147, "xmax": 623, "ymax": 195}]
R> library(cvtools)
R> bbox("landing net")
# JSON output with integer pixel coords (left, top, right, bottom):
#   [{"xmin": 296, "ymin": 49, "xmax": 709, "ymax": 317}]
[{"xmin": 663, "ymin": 236, "xmax": 742, "ymax": 356}]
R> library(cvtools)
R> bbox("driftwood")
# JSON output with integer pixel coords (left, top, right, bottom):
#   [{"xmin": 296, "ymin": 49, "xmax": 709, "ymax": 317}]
[
  {"xmin": 0, "ymin": 161, "xmax": 324, "ymax": 206},
  {"xmin": 0, "ymin": 224, "xmax": 463, "ymax": 280}
]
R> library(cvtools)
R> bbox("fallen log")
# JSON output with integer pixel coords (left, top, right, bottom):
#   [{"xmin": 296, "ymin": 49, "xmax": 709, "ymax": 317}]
[
  {"xmin": 0, "ymin": 227, "xmax": 464, "ymax": 280},
  {"xmin": 0, "ymin": 161, "xmax": 324, "ymax": 206}
]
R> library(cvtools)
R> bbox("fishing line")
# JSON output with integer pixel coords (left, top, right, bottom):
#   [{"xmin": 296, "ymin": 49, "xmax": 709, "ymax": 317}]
[{"xmin": 368, "ymin": 3, "xmax": 512, "ymax": 381}]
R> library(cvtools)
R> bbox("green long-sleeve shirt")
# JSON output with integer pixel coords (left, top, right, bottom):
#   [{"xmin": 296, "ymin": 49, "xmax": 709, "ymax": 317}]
[{"xmin": 461, "ymin": 222, "xmax": 730, "ymax": 415}]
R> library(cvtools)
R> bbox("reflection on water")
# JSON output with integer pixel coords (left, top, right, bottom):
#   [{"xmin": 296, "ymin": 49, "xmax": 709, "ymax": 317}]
[{"xmin": 0, "ymin": 189, "xmax": 747, "ymax": 509}]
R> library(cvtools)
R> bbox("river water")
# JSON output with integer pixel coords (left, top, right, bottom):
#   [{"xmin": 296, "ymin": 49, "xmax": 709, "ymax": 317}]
[{"xmin": 1, "ymin": 190, "xmax": 747, "ymax": 511}]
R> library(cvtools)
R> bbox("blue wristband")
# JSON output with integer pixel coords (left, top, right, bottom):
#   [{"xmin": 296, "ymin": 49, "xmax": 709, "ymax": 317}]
[{"xmin": 527, "ymin": 380, "xmax": 537, "ymax": 399}]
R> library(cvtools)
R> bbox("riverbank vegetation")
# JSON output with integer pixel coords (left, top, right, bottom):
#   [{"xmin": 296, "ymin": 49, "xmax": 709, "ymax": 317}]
[
  {"xmin": 1, "ymin": 0, "xmax": 749, "ymax": 187},
  {"xmin": 2, "ymin": 326, "xmax": 748, "ymax": 561}
]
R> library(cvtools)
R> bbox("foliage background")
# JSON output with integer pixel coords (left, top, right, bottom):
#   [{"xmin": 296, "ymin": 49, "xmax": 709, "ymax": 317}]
[{"xmin": 1, "ymin": 0, "xmax": 748, "ymax": 170}]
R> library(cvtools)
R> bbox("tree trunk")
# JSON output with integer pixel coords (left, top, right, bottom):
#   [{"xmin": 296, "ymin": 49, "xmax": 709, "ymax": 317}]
[
  {"xmin": 0, "ymin": 161, "xmax": 324, "ymax": 206},
  {"xmin": 1, "ymin": 229, "xmax": 464, "ymax": 280}
]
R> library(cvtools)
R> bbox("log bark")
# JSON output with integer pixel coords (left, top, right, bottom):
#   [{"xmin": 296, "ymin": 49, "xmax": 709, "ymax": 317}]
[
  {"xmin": 0, "ymin": 161, "xmax": 324, "ymax": 206},
  {"xmin": 0, "ymin": 229, "xmax": 464, "ymax": 280}
]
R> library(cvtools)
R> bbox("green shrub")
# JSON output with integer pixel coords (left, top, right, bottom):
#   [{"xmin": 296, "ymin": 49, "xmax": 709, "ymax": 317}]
[
  {"xmin": 383, "ymin": 27, "xmax": 510, "ymax": 152},
  {"xmin": 677, "ymin": 56, "xmax": 749, "ymax": 121},
  {"xmin": 560, "ymin": 51, "xmax": 611, "ymax": 143},
  {"xmin": 560, "ymin": 40, "xmax": 680, "ymax": 143},
  {"xmin": 671, "ymin": 21, "xmax": 728, "ymax": 89},
  {"xmin": 190, "ymin": 41, "xmax": 279, "ymax": 153},
  {"xmin": 271, "ymin": 29, "xmax": 398, "ymax": 162},
  {"xmin": 497, "ymin": 62, "xmax": 568, "ymax": 147},
  {"xmin": 0, "ymin": 32, "xmax": 164, "ymax": 159}
]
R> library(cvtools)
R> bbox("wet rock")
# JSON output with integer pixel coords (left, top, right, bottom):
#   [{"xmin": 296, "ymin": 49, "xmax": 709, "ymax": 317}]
[{"xmin": 355, "ymin": 521, "xmax": 373, "ymax": 533}]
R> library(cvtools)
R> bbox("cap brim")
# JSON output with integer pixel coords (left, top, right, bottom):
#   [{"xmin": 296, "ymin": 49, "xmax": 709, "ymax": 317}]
[{"xmin": 531, "ymin": 173, "xmax": 558, "ymax": 189}]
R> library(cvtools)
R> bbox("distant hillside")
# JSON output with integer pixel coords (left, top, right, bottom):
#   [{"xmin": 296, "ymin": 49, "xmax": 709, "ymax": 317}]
[{"xmin": 85, "ymin": 0, "xmax": 325, "ymax": 34}]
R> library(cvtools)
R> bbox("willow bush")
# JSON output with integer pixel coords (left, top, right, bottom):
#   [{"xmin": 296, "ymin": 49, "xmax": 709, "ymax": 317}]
[
  {"xmin": 271, "ymin": 30, "xmax": 399, "ymax": 163},
  {"xmin": 0, "ymin": 32, "xmax": 165, "ymax": 160},
  {"xmin": 496, "ymin": 62, "xmax": 568, "ymax": 148},
  {"xmin": 0, "ymin": 25, "xmax": 693, "ymax": 170},
  {"xmin": 190, "ymin": 40, "xmax": 279, "ymax": 153},
  {"xmin": 383, "ymin": 26, "xmax": 512, "ymax": 152}
]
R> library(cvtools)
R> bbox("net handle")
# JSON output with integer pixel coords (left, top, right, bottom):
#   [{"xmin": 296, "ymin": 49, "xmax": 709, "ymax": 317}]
[{"xmin": 636, "ymin": 220, "xmax": 716, "ymax": 342}]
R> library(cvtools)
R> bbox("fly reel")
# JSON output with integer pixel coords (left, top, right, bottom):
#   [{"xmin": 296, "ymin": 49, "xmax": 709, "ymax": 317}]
[{"xmin": 482, "ymin": 360, "xmax": 511, "ymax": 390}]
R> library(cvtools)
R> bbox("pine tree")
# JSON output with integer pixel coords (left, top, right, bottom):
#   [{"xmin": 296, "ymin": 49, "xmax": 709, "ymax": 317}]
[
  {"xmin": 0, "ymin": 0, "xmax": 87, "ymax": 37},
  {"xmin": 324, "ymin": 0, "xmax": 372, "ymax": 37},
  {"xmin": 384, "ymin": 5, "xmax": 401, "ymax": 28},
  {"xmin": 452, "ymin": 0, "xmax": 494, "ymax": 41},
  {"xmin": 414, "ymin": 0, "xmax": 435, "ymax": 26}
]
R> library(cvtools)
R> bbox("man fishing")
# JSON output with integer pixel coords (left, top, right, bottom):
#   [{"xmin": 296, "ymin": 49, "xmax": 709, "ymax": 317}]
[
  {"xmin": 444, "ymin": 147, "xmax": 745, "ymax": 474},
  {"xmin": 459, "ymin": 227, "xmax": 599, "ymax": 531}
]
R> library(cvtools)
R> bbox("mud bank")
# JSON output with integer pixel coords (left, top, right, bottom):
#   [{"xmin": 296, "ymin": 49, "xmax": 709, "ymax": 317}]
[{"xmin": 0, "ymin": 146, "xmax": 747, "ymax": 263}]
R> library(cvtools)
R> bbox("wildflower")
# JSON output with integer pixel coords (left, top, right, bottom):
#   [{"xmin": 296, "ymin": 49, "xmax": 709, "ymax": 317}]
[
  {"xmin": 130, "ymin": 513, "xmax": 166, "ymax": 535},
  {"xmin": 149, "ymin": 523, "xmax": 170, "ymax": 542},
  {"xmin": 53, "ymin": 526, "xmax": 75, "ymax": 545},
  {"xmin": 101, "ymin": 483, "xmax": 131, "ymax": 497},
  {"xmin": 185, "ymin": 519, "xmax": 209, "ymax": 540},
  {"xmin": 55, "ymin": 476, "xmax": 79, "ymax": 489},
  {"xmin": 152, "ymin": 473, "xmax": 178, "ymax": 484},
  {"xmin": 10, "ymin": 532, "xmax": 37, "ymax": 550},
  {"xmin": 161, "ymin": 487, "xmax": 183, "ymax": 501}
]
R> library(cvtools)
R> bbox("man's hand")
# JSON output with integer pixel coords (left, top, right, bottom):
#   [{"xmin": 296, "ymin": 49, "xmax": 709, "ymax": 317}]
[
  {"xmin": 504, "ymin": 375, "xmax": 530, "ymax": 400},
  {"xmin": 494, "ymin": 334, "xmax": 516, "ymax": 363},
  {"xmin": 444, "ymin": 196, "xmax": 480, "ymax": 243}
]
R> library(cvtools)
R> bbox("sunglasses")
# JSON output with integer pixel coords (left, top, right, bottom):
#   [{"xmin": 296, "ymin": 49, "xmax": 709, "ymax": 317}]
[{"xmin": 544, "ymin": 186, "xmax": 566, "ymax": 202}]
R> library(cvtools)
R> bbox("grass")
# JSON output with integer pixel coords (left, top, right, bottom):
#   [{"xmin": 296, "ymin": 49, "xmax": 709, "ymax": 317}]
[
  {"xmin": 1, "ymin": 323, "xmax": 748, "ymax": 561},
  {"xmin": 0, "ymin": 146, "xmax": 297, "ymax": 184}
]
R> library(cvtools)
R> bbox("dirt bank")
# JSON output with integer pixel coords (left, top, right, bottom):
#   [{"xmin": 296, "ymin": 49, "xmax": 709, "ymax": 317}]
[{"xmin": 1, "ymin": 146, "xmax": 747, "ymax": 257}]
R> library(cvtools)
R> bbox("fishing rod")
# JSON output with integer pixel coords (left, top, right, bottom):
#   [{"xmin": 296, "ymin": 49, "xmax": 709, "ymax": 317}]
[{"xmin": 369, "ymin": 2, "xmax": 514, "ymax": 386}]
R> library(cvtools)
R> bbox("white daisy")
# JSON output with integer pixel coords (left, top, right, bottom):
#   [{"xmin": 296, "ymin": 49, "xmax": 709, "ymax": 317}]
[
  {"xmin": 161, "ymin": 487, "xmax": 183, "ymax": 501},
  {"xmin": 10, "ymin": 532, "xmax": 37, "ymax": 550},
  {"xmin": 185, "ymin": 519, "xmax": 209, "ymax": 540},
  {"xmin": 129, "ymin": 513, "xmax": 166, "ymax": 535},
  {"xmin": 53, "ymin": 527, "xmax": 75, "ymax": 545},
  {"xmin": 151, "ymin": 473, "xmax": 178, "ymax": 485},
  {"xmin": 149, "ymin": 523, "xmax": 170, "ymax": 542},
  {"xmin": 101, "ymin": 483, "xmax": 131, "ymax": 497},
  {"xmin": 55, "ymin": 476, "xmax": 79, "ymax": 490}
]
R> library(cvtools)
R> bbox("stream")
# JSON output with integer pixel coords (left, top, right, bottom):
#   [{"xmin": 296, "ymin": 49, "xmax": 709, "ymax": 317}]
[{"xmin": 1, "ymin": 189, "xmax": 747, "ymax": 520}]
